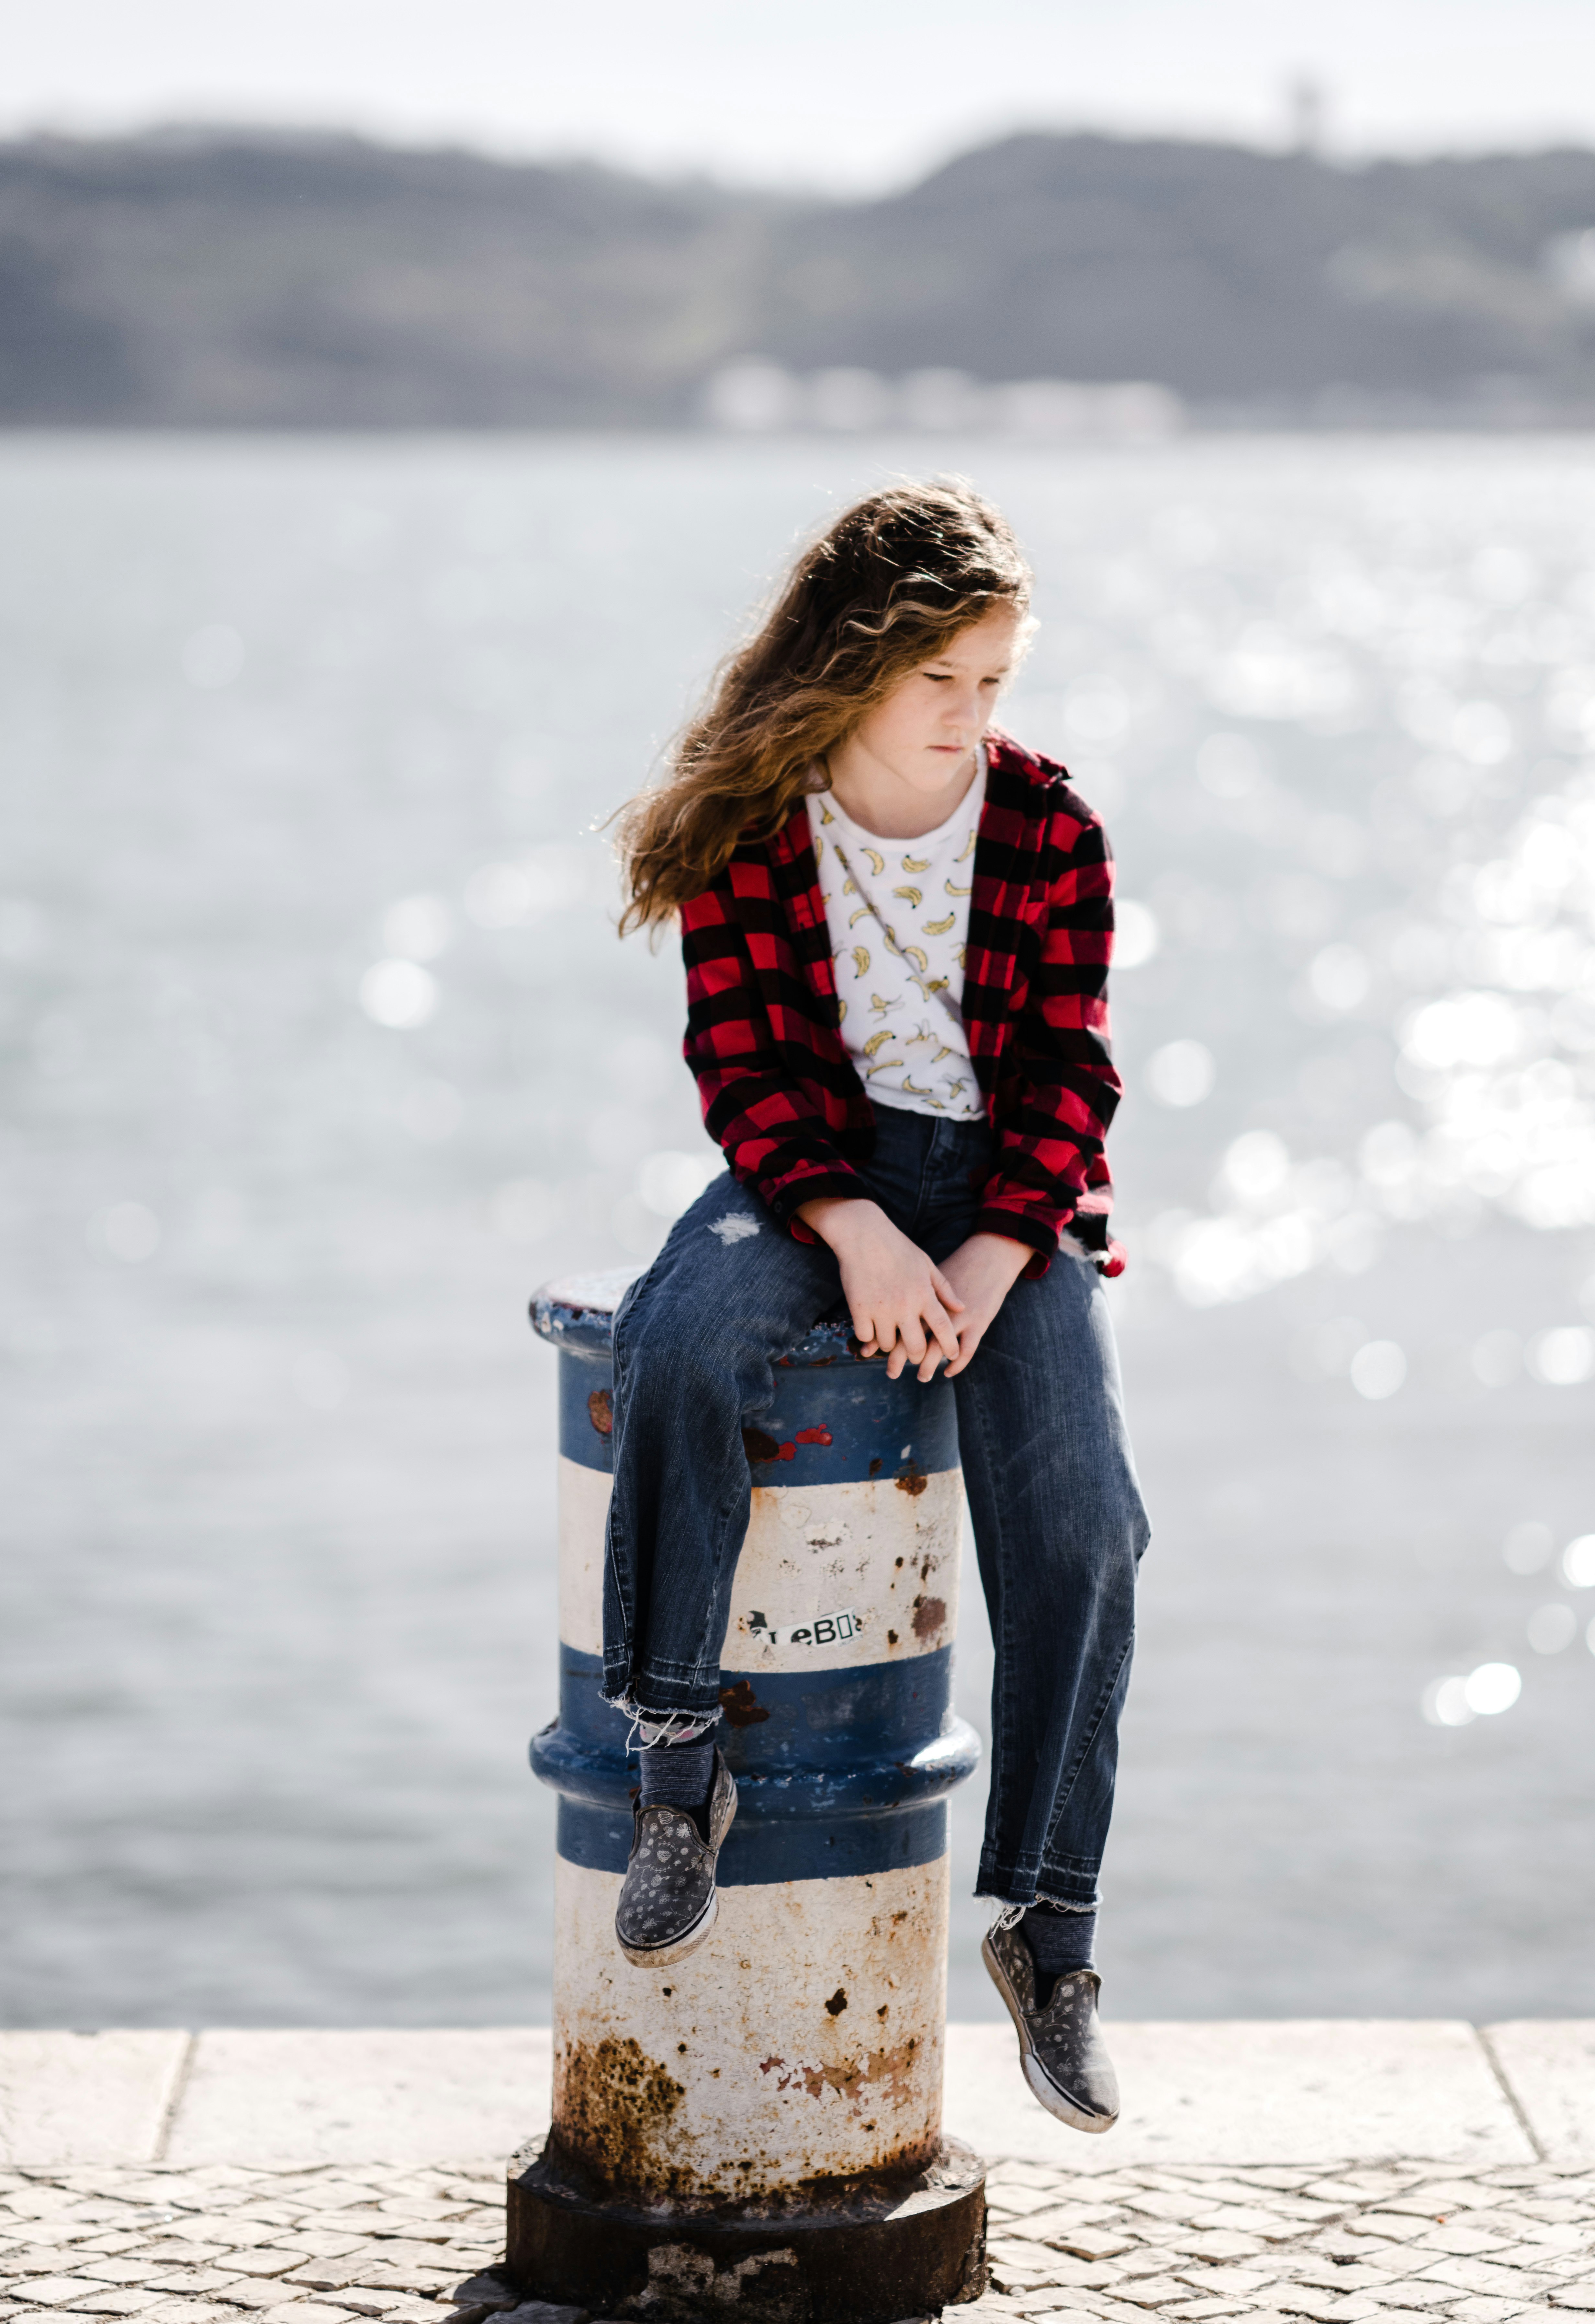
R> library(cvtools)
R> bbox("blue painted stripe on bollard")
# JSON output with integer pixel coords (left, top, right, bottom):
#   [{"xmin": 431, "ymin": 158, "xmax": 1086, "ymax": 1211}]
[
  {"xmin": 556, "ymin": 1793, "xmax": 949, "ymax": 1884},
  {"xmin": 557, "ymin": 1350, "xmax": 959, "ymax": 1482},
  {"xmin": 534, "ymin": 1718, "xmax": 979, "ymax": 1831},
  {"xmin": 534, "ymin": 1633, "xmax": 979, "ymax": 1881},
  {"xmin": 555, "ymin": 1644, "xmax": 954, "ymax": 1763}
]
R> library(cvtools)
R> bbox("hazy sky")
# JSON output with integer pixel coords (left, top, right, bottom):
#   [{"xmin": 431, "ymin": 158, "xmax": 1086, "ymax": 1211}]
[{"xmin": 5, "ymin": 0, "xmax": 1591, "ymax": 189}]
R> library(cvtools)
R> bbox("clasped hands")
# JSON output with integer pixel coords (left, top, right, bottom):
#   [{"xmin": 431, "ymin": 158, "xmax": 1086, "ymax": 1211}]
[{"xmin": 794, "ymin": 1196, "xmax": 1031, "ymax": 1382}]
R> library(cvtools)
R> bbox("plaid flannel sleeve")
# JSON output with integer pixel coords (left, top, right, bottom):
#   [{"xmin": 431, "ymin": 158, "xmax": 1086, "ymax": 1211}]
[
  {"xmin": 972, "ymin": 799, "xmax": 1125, "ymax": 1277},
  {"xmin": 681, "ymin": 876, "xmax": 869, "ymax": 1230}
]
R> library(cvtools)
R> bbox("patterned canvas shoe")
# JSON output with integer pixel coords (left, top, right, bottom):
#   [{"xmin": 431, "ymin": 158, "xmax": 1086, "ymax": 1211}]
[
  {"xmin": 614, "ymin": 1749, "xmax": 738, "ymax": 1967},
  {"xmin": 981, "ymin": 1915, "xmax": 1120, "ymax": 2133}
]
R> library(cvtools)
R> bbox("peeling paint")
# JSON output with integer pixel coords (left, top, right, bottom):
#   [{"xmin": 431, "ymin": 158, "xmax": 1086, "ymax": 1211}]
[
  {"xmin": 743, "ymin": 1427, "xmax": 793, "ymax": 1464},
  {"xmin": 754, "ymin": 2035, "xmax": 922, "ymax": 2107},
  {"xmin": 895, "ymin": 1462, "xmax": 928, "ymax": 1497},
  {"xmin": 587, "ymin": 1388, "xmax": 613, "ymax": 1436}
]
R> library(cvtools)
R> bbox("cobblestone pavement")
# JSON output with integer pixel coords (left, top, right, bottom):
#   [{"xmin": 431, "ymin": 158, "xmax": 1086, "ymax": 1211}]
[{"xmin": 2, "ymin": 2159, "xmax": 1594, "ymax": 2324}]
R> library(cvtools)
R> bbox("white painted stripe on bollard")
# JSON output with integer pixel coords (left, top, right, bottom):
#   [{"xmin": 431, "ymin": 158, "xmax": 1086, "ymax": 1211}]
[
  {"xmin": 552, "ymin": 1856, "xmax": 949, "ymax": 2199},
  {"xmin": 556, "ymin": 1455, "xmax": 962, "ymax": 1669}
]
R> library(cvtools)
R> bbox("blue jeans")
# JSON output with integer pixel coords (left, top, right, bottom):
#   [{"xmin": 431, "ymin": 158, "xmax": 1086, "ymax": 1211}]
[{"xmin": 603, "ymin": 1106, "xmax": 1151, "ymax": 1908}]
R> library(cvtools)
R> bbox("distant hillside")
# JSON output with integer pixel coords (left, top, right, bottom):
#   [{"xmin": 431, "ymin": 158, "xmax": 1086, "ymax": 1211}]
[{"xmin": 3, "ymin": 128, "xmax": 1594, "ymax": 426}]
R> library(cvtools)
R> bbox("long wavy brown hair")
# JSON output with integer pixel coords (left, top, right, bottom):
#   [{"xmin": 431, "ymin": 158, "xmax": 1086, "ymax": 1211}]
[{"xmin": 616, "ymin": 480, "xmax": 1031, "ymax": 935}]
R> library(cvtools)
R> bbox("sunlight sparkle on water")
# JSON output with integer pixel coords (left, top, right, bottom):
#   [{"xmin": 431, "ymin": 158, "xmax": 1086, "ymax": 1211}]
[
  {"xmin": 1527, "ymin": 1327, "xmax": 1595, "ymax": 1386},
  {"xmin": 1527, "ymin": 1604, "xmax": 1577, "ymax": 1654},
  {"xmin": 638, "ymin": 1150, "xmax": 724, "ymax": 1220},
  {"xmin": 1423, "ymin": 1663, "xmax": 1522, "ymax": 1726},
  {"xmin": 1113, "ymin": 900, "xmax": 1159, "ymax": 969},
  {"xmin": 1145, "ymin": 1039, "xmax": 1215, "ymax": 1108},
  {"xmin": 1349, "ymin": 1340, "xmax": 1406, "ymax": 1400},
  {"xmin": 359, "ymin": 959, "xmax": 438, "ymax": 1030},
  {"xmin": 1504, "ymin": 1521, "xmax": 1555, "ymax": 1574}
]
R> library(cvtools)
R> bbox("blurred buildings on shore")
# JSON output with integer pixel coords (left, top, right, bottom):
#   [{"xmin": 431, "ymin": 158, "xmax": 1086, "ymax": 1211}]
[
  {"xmin": 701, "ymin": 364, "xmax": 1185, "ymax": 439},
  {"xmin": 3, "ymin": 127, "xmax": 1595, "ymax": 431}
]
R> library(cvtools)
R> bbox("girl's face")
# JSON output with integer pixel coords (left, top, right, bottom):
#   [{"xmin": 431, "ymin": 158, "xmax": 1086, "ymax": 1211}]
[{"xmin": 844, "ymin": 603, "xmax": 1023, "ymax": 801}]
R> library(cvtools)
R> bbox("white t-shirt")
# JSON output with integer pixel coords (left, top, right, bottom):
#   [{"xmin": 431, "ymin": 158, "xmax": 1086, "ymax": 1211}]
[{"xmin": 806, "ymin": 756, "xmax": 985, "ymax": 1120}]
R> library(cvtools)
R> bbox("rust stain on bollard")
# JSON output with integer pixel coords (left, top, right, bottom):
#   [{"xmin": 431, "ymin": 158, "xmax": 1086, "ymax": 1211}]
[
  {"xmin": 557, "ymin": 2035, "xmax": 685, "ymax": 2187},
  {"xmin": 587, "ymin": 1388, "xmax": 613, "ymax": 1436},
  {"xmin": 911, "ymin": 1594, "xmax": 948, "ymax": 1641},
  {"xmin": 894, "ymin": 1460, "xmax": 927, "ymax": 1496},
  {"xmin": 717, "ymin": 1677, "xmax": 770, "ymax": 1727}
]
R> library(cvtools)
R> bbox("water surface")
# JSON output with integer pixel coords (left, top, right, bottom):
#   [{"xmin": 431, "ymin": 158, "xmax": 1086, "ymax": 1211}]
[{"xmin": 3, "ymin": 432, "xmax": 1594, "ymax": 2028}]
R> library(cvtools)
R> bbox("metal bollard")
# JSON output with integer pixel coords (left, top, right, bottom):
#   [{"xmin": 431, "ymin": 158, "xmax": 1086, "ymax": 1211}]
[{"xmin": 507, "ymin": 1265, "xmax": 987, "ymax": 2324}]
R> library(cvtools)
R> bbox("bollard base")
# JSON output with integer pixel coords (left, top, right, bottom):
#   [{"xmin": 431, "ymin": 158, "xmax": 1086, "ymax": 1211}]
[{"xmin": 505, "ymin": 2133, "xmax": 987, "ymax": 2323}]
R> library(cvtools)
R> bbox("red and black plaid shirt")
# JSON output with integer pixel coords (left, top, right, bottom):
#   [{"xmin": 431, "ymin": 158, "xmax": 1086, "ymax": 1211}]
[{"xmin": 680, "ymin": 730, "xmax": 1124, "ymax": 1276}]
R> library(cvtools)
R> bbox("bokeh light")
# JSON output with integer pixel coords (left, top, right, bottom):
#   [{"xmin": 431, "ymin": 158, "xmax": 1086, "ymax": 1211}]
[
  {"xmin": 1503, "ymin": 1520, "xmax": 1555, "ymax": 1574},
  {"xmin": 94, "ymin": 1201, "xmax": 161, "ymax": 1263},
  {"xmin": 359, "ymin": 958, "xmax": 438, "ymax": 1029},
  {"xmin": 637, "ymin": 1150, "xmax": 724, "ymax": 1220},
  {"xmin": 1349, "ymin": 1339, "xmax": 1406, "ymax": 1400},
  {"xmin": 1528, "ymin": 1327, "xmax": 1595, "ymax": 1386},
  {"xmin": 1464, "ymin": 1661, "xmax": 1522, "ymax": 1715},
  {"xmin": 1114, "ymin": 900, "xmax": 1159, "ymax": 969},
  {"xmin": 1145, "ymin": 1038, "xmax": 1215, "ymax": 1108},
  {"xmin": 1527, "ymin": 1604, "xmax": 1577, "ymax": 1654}
]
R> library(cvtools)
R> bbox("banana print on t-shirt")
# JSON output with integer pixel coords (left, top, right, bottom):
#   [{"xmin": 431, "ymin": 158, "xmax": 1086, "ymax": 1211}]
[{"xmin": 808, "ymin": 758, "xmax": 985, "ymax": 1120}]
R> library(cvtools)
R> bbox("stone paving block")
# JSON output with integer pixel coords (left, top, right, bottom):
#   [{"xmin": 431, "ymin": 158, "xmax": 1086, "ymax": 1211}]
[
  {"xmin": 163, "ymin": 2040, "xmax": 552, "ymax": 2170},
  {"xmin": 136, "ymin": 2306, "xmax": 236, "ymax": 2324},
  {"xmin": 946, "ymin": 2024, "xmax": 1530, "ymax": 2170},
  {"xmin": 1481, "ymin": 2024, "xmax": 1595, "ymax": 2167},
  {"xmin": 0, "ymin": 2042, "xmax": 193, "ymax": 2171}
]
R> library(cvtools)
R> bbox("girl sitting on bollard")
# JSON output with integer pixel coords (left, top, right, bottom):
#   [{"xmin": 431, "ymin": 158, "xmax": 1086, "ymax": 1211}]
[{"xmin": 603, "ymin": 480, "xmax": 1149, "ymax": 2134}]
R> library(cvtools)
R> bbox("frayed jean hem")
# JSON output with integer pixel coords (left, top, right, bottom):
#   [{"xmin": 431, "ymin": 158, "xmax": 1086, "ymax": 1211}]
[
  {"xmin": 602, "ymin": 1669, "xmax": 724, "ymax": 1724},
  {"xmin": 977, "ymin": 1861, "xmax": 1100, "ymax": 1912}
]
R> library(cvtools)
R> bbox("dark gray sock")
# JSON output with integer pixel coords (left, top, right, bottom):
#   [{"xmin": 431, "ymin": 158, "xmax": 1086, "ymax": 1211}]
[
  {"xmin": 638, "ymin": 1734, "xmax": 716, "ymax": 1833},
  {"xmin": 1022, "ymin": 1902, "xmax": 1096, "ymax": 1996}
]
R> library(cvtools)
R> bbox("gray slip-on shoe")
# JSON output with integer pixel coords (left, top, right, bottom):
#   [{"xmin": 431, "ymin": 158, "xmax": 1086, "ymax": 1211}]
[
  {"xmin": 981, "ymin": 1916, "xmax": 1120, "ymax": 2133},
  {"xmin": 615, "ymin": 1748, "xmax": 738, "ymax": 1968}
]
